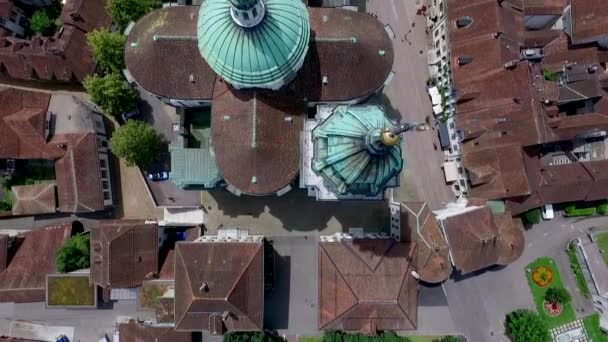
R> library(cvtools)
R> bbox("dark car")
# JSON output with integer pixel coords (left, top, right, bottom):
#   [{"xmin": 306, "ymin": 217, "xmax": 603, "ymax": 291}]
[{"xmin": 148, "ymin": 171, "xmax": 169, "ymax": 181}]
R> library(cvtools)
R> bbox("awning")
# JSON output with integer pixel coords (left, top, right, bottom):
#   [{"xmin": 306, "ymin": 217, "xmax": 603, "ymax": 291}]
[
  {"xmin": 433, "ymin": 104, "xmax": 443, "ymax": 115},
  {"xmin": 438, "ymin": 122, "xmax": 451, "ymax": 149},
  {"xmin": 443, "ymin": 161, "xmax": 458, "ymax": 183},
  {"xmin": 428, "ymin": 86, "xmax": 442, "ymax": 105}
]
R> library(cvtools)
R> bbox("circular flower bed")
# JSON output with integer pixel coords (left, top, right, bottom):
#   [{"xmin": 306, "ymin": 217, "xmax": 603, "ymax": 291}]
[
  {"xmin": 532, "ymin": 266, "xmax": 554, "ymax": 287},
  {"xmin": 544, "ymin": 301, "xmax": 562, "ymax": 317}
]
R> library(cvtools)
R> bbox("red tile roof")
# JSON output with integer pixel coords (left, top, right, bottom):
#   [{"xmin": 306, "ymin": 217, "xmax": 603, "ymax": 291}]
[
  {"xmin": 0, "ymin": 0, "xmax": 110, "ymax": 82},
  {"xmin": 399, "ymin": 202, "xmax": 452, "ymax": 284},
  {"xmin": 318, "ymin": 239, "xmax": 418, "ymax": 333},
  {"xmin": 124, "ymin": 6, "xmax": 394, "ymax": 103},
  {"xmin": 53, "ymin": 133, "xmax": 104, "ymax": 213},
  {"xmin": 11, "ymin": 183, "xmax": 57, "ymax": 216},
  {"xmin": 211, "ymin": 80, "xmax": 305, "ymax": 196},
  {"xmin": 524, "ymin": 0, "xmax": 564, "ymax": 15},
  {"xmin": 118, "ymin": 320, "xmax": 192, "ymax": 342},
  {"xmin": 0, "ymin": 0, "xmax": 12, "ymax": 17},
  {"xmin": 0, "ymin": 222, "xmax": 73, "ymax": 302},
  {"xmin": 440, "ymin": 204, "xmax": 524, "ymax": 273},
  {"xmin": 174, "ymin": 241, "xmax": 264, "ymax": 333},
  {"xmin": 570, "ymin": 0, "xmax": 608, "ymax": 44},
  {"xmin": 90, "ymin": 220, "xmax": 158, "ymax": 289}
]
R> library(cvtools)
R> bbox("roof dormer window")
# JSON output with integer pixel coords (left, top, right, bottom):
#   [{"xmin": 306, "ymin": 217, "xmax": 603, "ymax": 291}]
[{"xmin": 457, "ymin": 55, "xmax": 473, "ymax": 66}]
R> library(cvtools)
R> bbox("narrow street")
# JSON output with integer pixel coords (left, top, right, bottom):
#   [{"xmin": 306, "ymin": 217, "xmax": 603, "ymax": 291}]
[{"xmin": 366, "ymin": 0, "xmax": 454, "ymax": 210}]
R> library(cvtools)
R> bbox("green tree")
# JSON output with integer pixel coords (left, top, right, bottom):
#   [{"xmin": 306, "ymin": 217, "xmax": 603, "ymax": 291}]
[
  {"xmin": 505, "ymin": 309, "xmax": 550, "ymax": 342},
  {"xmin": 86, "ymin": 29, "xmax": 127, "ymax": 74},
  {"xmin": 56, "ymin": 234, "xmax": 90, "ymax": 273},
  {"xmin": 110, "ymin": 120, "xmax": 161, "ymax": 168},
  {"xmin": 30, "ymin": 10, "xmax": 54, "ymax": 36},
  {"xmin": 83, "ymin": 74, "xmax": 136, "ymax": 118},
  {"xmin": 107, "ymin": 0, "xmax": 161, "ymax": 30},
  {"xmin": 545, "ymin": 287, "xmax": 572, "ymax": 305}
]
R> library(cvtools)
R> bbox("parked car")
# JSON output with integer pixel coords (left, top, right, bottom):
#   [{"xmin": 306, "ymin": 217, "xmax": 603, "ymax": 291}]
[
  {"xmin": 542, "ymin": 204, "xmax": 554, "ymax": 220},
  {"xmin": 56, "ymin": 336, "xmax": 69, "ymax": 342},
  {"xmin": 121, "ymin": 106, "xmax": 141, "ymax": 122},
  {"xmin": 148, "ymin": 171, "xmax": 169, "ymax": 181}
]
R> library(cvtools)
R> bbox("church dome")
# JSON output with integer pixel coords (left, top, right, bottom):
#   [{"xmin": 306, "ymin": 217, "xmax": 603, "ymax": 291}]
[
  {"xmin": 197, "ymin": 0, "xmax": 310, "ymax": 90},
  {"xmin": 312, "ymin": 105, "xmax": 404, "ymax": 197}
]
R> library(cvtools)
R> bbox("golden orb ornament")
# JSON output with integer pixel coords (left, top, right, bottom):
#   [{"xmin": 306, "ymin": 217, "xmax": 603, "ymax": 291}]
[{"xmin": 380, "ymin": 129, "xmax": 401, "ymax": 146}]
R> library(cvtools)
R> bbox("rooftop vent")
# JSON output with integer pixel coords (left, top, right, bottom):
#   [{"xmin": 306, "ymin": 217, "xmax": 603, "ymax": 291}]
[
  {"xmin": 200, "ymin": 282, "xmax": 209, "ymax": 292},
  {"xmin": 457, "ymin": 56, "xmax": 473, "ymax": 66},
  {"xmin": 322, "ymin": 75, "xmax": 328, "ymax": 85},
  {"xmin": 189, "ymin": 74, "xmax": 195, "ymax": 83},
  {"xmin": 493, "ymin": 31, "xmax": 502, "ymax": 39},
  {"xmin": 456, "ymin": 17, "xmax": 473, "ymax": 29}
]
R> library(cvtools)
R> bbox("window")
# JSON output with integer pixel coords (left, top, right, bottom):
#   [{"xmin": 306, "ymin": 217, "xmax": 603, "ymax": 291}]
[
  {"xmin": 101, "ymin": 140, "xmax": 108, "ymax": 148},
  {"xmin": 103, "ymin": 192, "xmax": 111, "ymax": 200},
  {"xmin": 9, "ymin": 11, "xmax": 16, "ymax": 22},
  {"xmin": 101, "ymin": 170, "xmax": 108, "ymax": 179},
  {"xmin": 100, "ymin": 159, "xmax": 107, "ymax": 169},
  {"xmin": 242, "ymin": 11, "xmax": 249, "ymax": 20},
  {"xmin": 252, "ymin": 7, "xmax": 257, "ymax": 17}
]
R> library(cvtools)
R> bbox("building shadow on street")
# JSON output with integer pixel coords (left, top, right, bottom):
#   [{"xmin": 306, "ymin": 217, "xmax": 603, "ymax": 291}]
[
  {"xmin": 365, "ymin": 92, "xmax": 402, "ymax": 122},
  {"xmin": 205, "ymin": 189, "xmax": 390, "ymax": 233},
  {"xmin": 264, "ymin": 254, "xmax": 291, "ymax": 330},
  {"xmin": 418, "ymin": 284, "xmax": 449, "ymax": 306}
]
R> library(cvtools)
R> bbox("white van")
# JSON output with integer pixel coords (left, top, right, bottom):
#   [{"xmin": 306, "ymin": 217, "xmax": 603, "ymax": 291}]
[{"xmin": 542, "ymin": 204, "xmax": 554, "ymax": 220}]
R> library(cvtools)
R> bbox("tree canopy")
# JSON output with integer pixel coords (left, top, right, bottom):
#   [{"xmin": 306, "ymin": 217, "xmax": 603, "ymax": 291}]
[
  {"xmin": 505, "ymin": 309, "xmax": 550, "ymax": 342},
  {"xmin": 56, "ymin": 234, "xmax": 90, "ymax": 273},
  {"xmin": 30, "ymin": 10, "xmax": 54, "ymax": 36},
  {"xmin": 110, "ymin": 120, "xmax": 162, "ymax": 168},
  {"xmin": 545, "ymin": 287, "xmax": 572, "ymax": 305},
  {"xmin": 106, "ymin": 0, "xmax": 161, "ymax": 30},
  {"xmin": 86, "ymin": 29, "xmax": 127, "ymax": 74},
  {"xmin": 83, "ymin": 74, "xmax": 136, "ymax": 118}
]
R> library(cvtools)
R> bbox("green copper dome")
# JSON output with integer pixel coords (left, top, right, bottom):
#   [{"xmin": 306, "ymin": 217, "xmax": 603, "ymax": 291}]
[
  {"xmin": 312, "ymin": 105, "xmax": 404, "ymax": 197},
  {"xmin": 197, "ymin": 0, "xmax": 310, "ymax": 90}
]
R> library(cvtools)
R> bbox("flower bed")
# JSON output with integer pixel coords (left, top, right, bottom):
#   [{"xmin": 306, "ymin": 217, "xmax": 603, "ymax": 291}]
[
  {"xmin": 532, "ymin": 266, "xmax": 554, "ymax": 287},
  {"xmin": 525, "ymin": 257, "xmax": 576, "ymax": 328}
]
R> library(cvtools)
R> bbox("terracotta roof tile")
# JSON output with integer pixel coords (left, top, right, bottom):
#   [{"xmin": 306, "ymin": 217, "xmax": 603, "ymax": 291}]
[
  {"xmin": 571, "ymin": 0, "xmax": 608, "ymax": 44},
  {"xmin": 211, "ymin": 81, "xmax": 305, "ymax": 195},
  {"xmin": 118, "ymin": 320, "xmax": 191, "ymax": 342},
  {"xmin": 90, "ymin": 220, "xmax": 158, "ymax": 289},
  {"xmin": 0, "ymin": 222, "xmax": 72, "ymax": 302},
  {"xmin": 174, "ymin": 241, "xmax": 264, "ymax": 333},
  {"xmin": 318, "ymin": 239, "xmax": 418, "ymax": 332},
  {"xmin": 399, "ymin": 202, "xmax": 452, "ymax": 284},
  {"xmin": 11, "ymin": 183, "xmax": 57, "ymax": 216}
]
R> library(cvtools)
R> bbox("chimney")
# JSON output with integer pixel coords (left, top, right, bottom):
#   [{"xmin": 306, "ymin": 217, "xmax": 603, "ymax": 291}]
[
  {"xmin": 222, "ymin": 311, "xmax": 231, "ymax": 321},
  {"xmin": 200, "ymin": 281, "xmax": 209, "ymax": 292}
]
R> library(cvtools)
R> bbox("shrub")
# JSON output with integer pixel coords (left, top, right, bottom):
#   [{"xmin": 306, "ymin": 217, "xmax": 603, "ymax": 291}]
[
  {"xmin": 523, "ymin": 208, "xmax": 542, "ymax": 225},
  {"xmin": 56, "ymin": 234, "xmax": 90, "ymax": 273},
  {"xmin": 597, "ymin": 202, "xmax": 608, "ymax": 215},
  {"xmin": 110, "ymin": 120, "xmax": 161, "ymax": 168},
  {"xmin": 564, "ymin": 206, "xmax": 596, "ymax": 217},
  {"xmin": 545, "ymin": 287, "xmax": 571, "ymax": 305},
  {"xmin": 322, "ymin": 331, "xmax": 410, "ymax": 342},
  {"xmin": 433, "ymin": 337, "xmax": 460, "ymax": 342},
  {"xmin": 505, "ymin": 309, "xmax": 550, "ymax": 342},
  {"xmin": 30, "ymin": 10, "xmax": 54, "ymax": 36}
]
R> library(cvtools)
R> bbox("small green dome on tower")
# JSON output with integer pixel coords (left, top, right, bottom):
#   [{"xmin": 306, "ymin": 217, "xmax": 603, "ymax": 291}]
[
  {"xmin": 197, "ymin": 0, "xmax": 310, "ymax": 90},
  {"xmin": 312, "ymin": 105, "xmax": 404, "ymax": 197}
]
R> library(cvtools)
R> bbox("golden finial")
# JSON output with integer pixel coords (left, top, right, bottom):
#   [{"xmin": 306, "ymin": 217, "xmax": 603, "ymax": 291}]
[{"xmin": 380, "ymin": 129, "xmax": 401, "ymax": 146}]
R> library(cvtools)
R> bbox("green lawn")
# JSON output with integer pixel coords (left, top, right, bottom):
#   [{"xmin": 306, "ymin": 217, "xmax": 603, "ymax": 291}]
[
  {"xmin": 583, "ymin": 314, "xmax": 608, "ymax": 342},
  {"xmin": 47, "ymin": 275, "xmax": 95, "ymax": 306},
  {"xmin": 300, "ymin": 338, "xmax": 322, "ymax": 342},
  {"xmin": 596, "ymin": 233, "xmax": 608, "ymax": 266},
  {"xmin": 525, "ymin": 257, "xmax": 576, "ymax": 328},
  {"xmin": 567, "ymin": 242, "xmax": 591, "ymax": 298}
]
